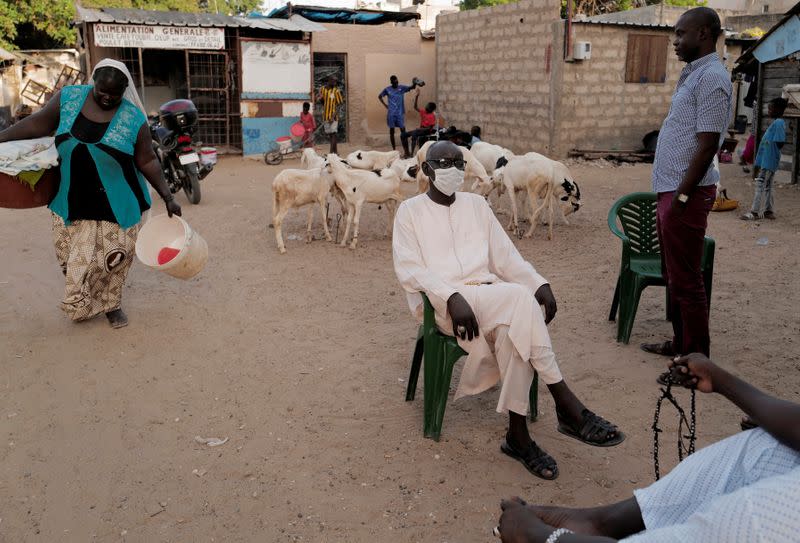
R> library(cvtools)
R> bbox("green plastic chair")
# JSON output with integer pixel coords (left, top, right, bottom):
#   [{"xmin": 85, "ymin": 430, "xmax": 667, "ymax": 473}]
[
  {"xmin": 405, "ymin": 293, "xmax": 539, "ymax": 441},
  {"xmin": 607, "ymin": 192, "xmax": 715, "ymax": 344}
]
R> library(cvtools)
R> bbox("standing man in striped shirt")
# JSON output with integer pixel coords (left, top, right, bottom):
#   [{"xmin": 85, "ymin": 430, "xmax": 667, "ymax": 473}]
[
  {"xmin": 318, "ymin": 76, "xmax": 344, "ymax": 154},
  {"xmin": 641, "ymin": 7, "xmax": 732, "ymax": 362}
]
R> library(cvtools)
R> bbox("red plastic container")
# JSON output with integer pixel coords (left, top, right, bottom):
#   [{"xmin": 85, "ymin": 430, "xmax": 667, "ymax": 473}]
[
  {"xmin": 157, "ymin": 247, "xmax": 181, "ymax": 265},
  {"xmin": 290, "ymin": 122, "xmax": 306, "ymax": 138},
  {"xmin": 0, "ymin": 169, "xmax": 59, "ymax": 209}
]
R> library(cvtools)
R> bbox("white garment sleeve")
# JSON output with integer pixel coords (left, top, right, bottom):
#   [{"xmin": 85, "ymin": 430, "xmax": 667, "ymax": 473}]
[
  {"xmin": 485, "ymin": 200, "xmax": 548, "ymax": 294},
  {"xmin": 623, "ymin": 469, "xmax": 800, "ymax": 543},
  {"xmin": 392, "ymin": 202, "xmax": 458, "ymax": 307}
]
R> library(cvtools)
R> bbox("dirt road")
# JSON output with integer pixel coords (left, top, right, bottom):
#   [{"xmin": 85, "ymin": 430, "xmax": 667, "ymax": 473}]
[{"xmin": 2, "ymin": 153, "xmax": 798, "ymax": 542}]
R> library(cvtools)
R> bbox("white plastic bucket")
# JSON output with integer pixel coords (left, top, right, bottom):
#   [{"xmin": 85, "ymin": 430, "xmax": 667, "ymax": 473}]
[
  {"xmin": 200, "ymin": 147, "xmax": 217, "ymax": 165},
  {"xmin": 135, "ymin": 214, "xmax": 208, "ymax": 280},
  {"xmin": 276, "ymin": 136, "xmax": 291, "ymax": 152}
]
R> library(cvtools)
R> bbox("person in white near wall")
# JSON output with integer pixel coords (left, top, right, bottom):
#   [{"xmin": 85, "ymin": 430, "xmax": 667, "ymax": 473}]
[{"xmin": 392, "ymin": 141, "xmax": 624, "ymax": 480}]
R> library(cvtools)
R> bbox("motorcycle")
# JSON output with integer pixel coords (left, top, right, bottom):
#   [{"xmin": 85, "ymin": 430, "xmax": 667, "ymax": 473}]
[{"xmin": 149, "ymin": 99, "xmax": 214, "ymax": 205}]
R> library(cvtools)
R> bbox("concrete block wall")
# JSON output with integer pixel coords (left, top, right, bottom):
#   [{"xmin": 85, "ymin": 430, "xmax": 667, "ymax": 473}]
[
  {"xmin": 554, "ymin": 23, "xmax": 684, "ymax": 155},
  {"xmin": 438, "ymin": 6, "xmax": 737, "ymax": 158},
  {"xmin": 437, "ymin": 0, "xmax": 563, "ymax": 155}
]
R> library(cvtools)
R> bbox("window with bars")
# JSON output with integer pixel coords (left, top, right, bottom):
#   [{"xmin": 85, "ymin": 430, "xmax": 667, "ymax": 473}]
[
  {"xmin": 625, "ymin": 34, "xmax": 669, "ymax": 84},
  {"xmin": 187, "ymin": 51, "xmax": 229, "ymax": 148},
  {"xmin": 115, "ymin": 48, "xmax": 142, "ymax": 88}
]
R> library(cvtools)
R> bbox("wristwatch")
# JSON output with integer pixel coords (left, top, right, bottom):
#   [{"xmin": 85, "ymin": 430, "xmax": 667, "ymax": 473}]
[{"xmin": 677, "ymin": 193, "xmax": 689, "ymax": 204}]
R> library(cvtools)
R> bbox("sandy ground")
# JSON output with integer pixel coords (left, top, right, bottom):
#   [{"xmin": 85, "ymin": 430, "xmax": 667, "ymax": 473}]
[{"xmin": 1, "ymin": 150, "xmax": 799, "ymax": 543}]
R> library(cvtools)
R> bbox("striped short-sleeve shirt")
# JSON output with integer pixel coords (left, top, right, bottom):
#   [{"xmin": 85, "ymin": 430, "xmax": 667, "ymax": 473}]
[
  {"xmin": 320, "ymin": 86, "xmax": 343, "ymax": 122},
  {"xmin": 652, "ymin": 53, "xmax": 732, "ymax": 193}
]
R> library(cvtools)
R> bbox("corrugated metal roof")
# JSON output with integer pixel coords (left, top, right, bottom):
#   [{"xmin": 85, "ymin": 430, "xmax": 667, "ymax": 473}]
[
  {"xmin": 573, "ymin": 19, "xmax": 674, "ymax": 30},
  {"xmin": 244, "ymin": 14, "xmax": 327, "ymax": 32},
  {"xmin": 76, "ymin": 6, "xmax": 245, "ymax": 27},
  {"xmin": 75, "ymin": 6, "xmax": 326, "ymax": 32}
]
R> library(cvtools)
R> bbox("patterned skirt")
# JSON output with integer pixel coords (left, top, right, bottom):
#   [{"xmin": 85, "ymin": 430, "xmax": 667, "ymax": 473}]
[{"xmin": 52, "ymin": 214, "xmax": 139, "ymax": 321}]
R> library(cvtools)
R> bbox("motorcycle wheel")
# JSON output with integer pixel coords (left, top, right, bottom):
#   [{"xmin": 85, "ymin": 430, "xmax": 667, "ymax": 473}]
[
  {"xmin": 183, "ymin": 163, "xmax": 202, "ymax": 205},
  {"xmin": 265, "ymin": 151, "xmax": 283, "ymax": 165}
]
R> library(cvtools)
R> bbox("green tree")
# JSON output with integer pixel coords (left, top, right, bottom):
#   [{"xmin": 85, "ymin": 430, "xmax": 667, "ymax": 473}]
[
  {"xmin": 82, "ymin": 0, "xmax": 262, "ymax": 16},
  {"xmin": 0, "ymin": 0, "xmax": 75, "ymax": 50},
  {"xmin": 655, "ymin": 0, "xmax": 707, "ymax": 6},
  {"xmin": 82, "ymin": 0, "xmax": 202, "ymax": 11},
  {"xmin": 460, "ymin": 0, "xmax": 517, "ymax": 10},
  {"xmin": 0, "ymin": 1, "xmax": 22, "ymax": 49},
  {"xmin": 461, "ymin": 0, "xmax": 706, "ymax": 15}
]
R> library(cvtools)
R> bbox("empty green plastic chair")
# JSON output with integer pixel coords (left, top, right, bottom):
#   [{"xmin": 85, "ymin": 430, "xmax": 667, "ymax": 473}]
[
  {"xmin": 608, "ymin": 192, "xmax": 715, "ymax": 344},
  {"xmin": 406, "ymin": 293, "xmax": 539, "ymax": 441}
]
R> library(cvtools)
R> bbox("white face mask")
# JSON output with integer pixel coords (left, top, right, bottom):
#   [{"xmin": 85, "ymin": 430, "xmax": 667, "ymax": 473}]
[{"xmin": 432, "ymin": 166, "xmax": 465, "ymax": 196}]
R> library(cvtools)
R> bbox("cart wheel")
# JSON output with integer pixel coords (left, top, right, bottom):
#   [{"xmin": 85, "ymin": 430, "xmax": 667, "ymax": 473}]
[{"xmin": 265, "ymin": 151, "xmax": 283, "ymax": 165}]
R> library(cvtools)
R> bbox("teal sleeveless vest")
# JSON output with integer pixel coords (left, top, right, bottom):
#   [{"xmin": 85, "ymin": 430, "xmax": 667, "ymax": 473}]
[{"xmin": 49, "ymin": 85, "xmax": 152, "ymax": 229}]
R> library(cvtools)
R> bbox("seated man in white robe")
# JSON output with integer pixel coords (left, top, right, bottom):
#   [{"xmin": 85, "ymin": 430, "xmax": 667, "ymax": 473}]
[{"xmin": 392, "ymin": 141, "xmax": 624, "ymax": 480}]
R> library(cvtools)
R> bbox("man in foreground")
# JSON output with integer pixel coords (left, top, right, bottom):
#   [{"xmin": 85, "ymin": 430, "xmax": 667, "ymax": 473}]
[
  {"xmin": 392, "ymin": 141, "xmax": 623, "ymax": 480},
  {"xmin": 496, "ymin": 353, "xmax": 800, "ymax": 542},
  {"xmin": 641, "ymin": 7, "xmax": 732, "ymax": 361}
]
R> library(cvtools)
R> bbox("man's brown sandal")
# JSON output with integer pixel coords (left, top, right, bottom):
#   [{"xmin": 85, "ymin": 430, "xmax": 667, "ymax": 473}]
[{"xmin": 640, "ymin": 340, "xmax": 676, "ymax": 357}]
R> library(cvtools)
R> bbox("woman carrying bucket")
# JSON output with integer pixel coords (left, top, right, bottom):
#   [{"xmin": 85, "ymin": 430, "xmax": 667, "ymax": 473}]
[{"xmin": 0, "ymin": 59, "xmax": 181, "ymax": 328}]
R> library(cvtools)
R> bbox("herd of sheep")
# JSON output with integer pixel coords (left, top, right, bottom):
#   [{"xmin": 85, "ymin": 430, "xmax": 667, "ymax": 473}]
[{"xmin": 269, "ymin": 141, "xmax": 582, "ymax": 254}]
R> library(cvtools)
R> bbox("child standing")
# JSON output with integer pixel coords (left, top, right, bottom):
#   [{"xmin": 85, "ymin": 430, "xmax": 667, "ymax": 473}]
[
  {"xmin": 300, "ymin": 102, "xmax": 316, "ymax": 148},
  {"xmin": 741, "ymin": 98, "xmax": 788, "ymax": 220}
]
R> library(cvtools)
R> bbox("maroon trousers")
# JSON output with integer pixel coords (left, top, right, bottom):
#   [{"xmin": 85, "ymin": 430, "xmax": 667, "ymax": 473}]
[{"xmin": 656, "ymin": 186, "xmax": 716, "ymax": 356}]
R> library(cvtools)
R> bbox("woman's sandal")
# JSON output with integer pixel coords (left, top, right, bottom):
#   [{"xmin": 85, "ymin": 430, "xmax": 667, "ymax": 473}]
[
  {"xmin": 557, "ymin": 409, "xmax": 625, "ymax": 447},
  {"xmin": 500, "ymin": 437, "xmax": 559, "ymax": 480},
  {"xmin": 106, "ymin": 309, "xmax": 129, "ymax": 329}
]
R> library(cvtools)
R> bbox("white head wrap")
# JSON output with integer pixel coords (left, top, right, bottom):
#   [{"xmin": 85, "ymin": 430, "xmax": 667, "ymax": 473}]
[{"xmin": 90, "ymin": 58, "xmax": 146, "ymax": 115}]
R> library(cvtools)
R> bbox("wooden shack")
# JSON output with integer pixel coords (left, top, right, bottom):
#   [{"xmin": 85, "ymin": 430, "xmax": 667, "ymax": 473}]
[{"xmin": 735, "ymin": 2, "xmax": 800, "ymax": 184}]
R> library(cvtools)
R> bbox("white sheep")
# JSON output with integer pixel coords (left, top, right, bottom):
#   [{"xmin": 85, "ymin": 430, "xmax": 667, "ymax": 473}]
[
  {"xmin": 271, "ymin": 166, "xmax": 335, "ymax": 254},
  {"xmin": 388, "ymin": 157, "xmax": 419, "ymax": 184},
  {"xmin": 345, "ymin": 149, "xmax": 401, "ymax": 171},
  {"xmin": 492, "ymin": 155, "xmax": 581, "ymax": 240},
  {"xmin": 326, "ymin": 154, "xmax": 404, "ymax": 249},
  {"xmin": 470, "ymin": 141, "xmax": 515, "ymax": 175},
  {"xmin": 301, "ymin": 148, "xmax": 325, "ymax": 170},
  {"xmin": 473, "ymin": 150, "xmax": 554, "ymax": 213}
]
